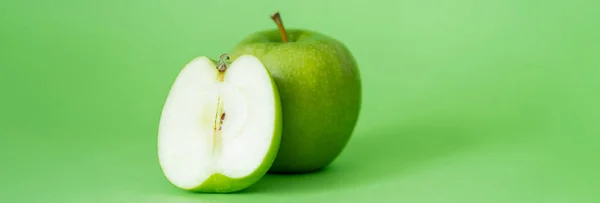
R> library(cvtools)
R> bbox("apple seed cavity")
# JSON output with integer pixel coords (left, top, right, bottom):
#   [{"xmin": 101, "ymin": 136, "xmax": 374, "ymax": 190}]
[{"xmin": 212, "ymin": 53, "xmax": 232, "ymax": 155}]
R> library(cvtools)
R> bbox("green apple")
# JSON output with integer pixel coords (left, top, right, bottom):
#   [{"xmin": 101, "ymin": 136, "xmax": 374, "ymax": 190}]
[
  {"xmin": 157, "ymin": 54, "xmax": 282, "ymax": 193},
  {"xmin": 228, "ymin": 12, "xmax": 362, "ymax": 173}
]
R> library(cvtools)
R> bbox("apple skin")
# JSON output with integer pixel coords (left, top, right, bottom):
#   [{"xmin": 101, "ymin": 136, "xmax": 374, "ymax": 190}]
[{"xmin": 229, "ymin": 29, "xmax": 361, "ymax": 173}]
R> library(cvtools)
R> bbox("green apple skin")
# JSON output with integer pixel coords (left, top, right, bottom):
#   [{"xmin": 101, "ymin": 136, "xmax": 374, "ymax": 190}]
[
  {"xmin": 161, "ymin": 57, "xmax": 283, "ymax": 193},
  {"xmin": 229, "ymin": 29, "xmax": 361, "ymax": 173}
]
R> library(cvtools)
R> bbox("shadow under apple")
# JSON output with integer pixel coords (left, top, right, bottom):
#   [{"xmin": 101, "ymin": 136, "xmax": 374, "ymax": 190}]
[{"xmin": 243, "ymin": 124, "xmax": 479, "ymax": 194}]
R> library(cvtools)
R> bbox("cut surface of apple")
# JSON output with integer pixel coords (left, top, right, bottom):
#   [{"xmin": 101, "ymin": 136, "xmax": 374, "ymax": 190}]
[{"xmin": 157, "ymin": 54, "xmax": 282, "ymax": 193}]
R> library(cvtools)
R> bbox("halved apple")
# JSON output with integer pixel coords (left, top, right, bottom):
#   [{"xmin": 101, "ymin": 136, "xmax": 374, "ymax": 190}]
[{"xmin": 157, "ymin": 54, "xmax": 282, "ymax": 193}]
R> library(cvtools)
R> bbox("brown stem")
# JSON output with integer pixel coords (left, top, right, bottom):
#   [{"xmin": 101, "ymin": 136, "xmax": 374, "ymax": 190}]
[
  {"xmin": 270, "ymin": 12, "xmax": 288, "ymax": 43},
  {"xmin": 217, "ymin": 53, "xmax": 229, "ymax": 81}
]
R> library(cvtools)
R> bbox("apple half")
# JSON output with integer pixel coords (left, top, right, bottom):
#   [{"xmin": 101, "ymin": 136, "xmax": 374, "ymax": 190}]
[{"xmin": 157, "ymin": 54, "xmax": 282, "ymax": 193}]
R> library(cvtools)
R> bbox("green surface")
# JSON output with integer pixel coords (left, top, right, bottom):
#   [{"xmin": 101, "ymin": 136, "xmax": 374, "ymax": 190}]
[{"xmin": 1, "ymin": 0, "xmax": 598, "ymax": 202}]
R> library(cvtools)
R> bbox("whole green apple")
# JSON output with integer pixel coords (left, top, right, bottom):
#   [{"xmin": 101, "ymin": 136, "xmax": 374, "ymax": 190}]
[{"xmin": 228, "ymin": 12, "xmax": 361, "ymax": 173}]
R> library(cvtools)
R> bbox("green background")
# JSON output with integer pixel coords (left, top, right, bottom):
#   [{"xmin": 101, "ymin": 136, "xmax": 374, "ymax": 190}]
[{"xmin": 1, "ymin": 0, "xmax": 599, "ymax": 202}]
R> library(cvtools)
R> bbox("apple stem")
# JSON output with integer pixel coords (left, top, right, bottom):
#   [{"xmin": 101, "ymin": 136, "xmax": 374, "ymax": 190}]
[
  {"xmin": 217, "ymin": 53, "xmax": 229, "ymax": 82},
  {"xmin": 271, "ymin": 12, "xmax": 288, "ymax": 43},
  {"xmin": 217, "ymin": 53, "xmax": 229, "ymax": 72}
]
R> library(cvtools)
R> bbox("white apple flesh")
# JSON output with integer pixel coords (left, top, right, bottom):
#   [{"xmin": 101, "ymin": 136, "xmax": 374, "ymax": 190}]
[{"xmin": 157, "ymin": 55, "xmax": 282, "ymax": 193}]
